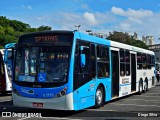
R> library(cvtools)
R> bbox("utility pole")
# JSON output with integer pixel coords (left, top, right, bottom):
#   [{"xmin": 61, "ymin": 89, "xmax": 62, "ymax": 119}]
[{"xmin": 74, "ymin": 25, "xmax": 81, "ymax": 31}]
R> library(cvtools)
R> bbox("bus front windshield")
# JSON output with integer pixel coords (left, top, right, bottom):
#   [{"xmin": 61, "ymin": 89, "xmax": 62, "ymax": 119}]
[{"xmin": 15, "ymin": 46, "xmax": 70, "ymax": 84}]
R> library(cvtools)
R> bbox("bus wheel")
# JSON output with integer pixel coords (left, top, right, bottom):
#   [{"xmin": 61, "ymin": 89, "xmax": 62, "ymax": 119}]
[
  {"xmin": 138, "ymin": 82, "xmax": 143, "ymax": 95},
  {"xmin": 95, "ymin": 86, "xmax": 104, "ymax": 108},
  {"xmin": 143, "ymin": 81, "xmax": 148, "ymax": 93}
]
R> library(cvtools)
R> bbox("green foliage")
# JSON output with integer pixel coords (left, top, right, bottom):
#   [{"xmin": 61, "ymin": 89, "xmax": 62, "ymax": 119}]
[
  {"xmin": 0, "ymin": 16, "xmax": 52, "ymax": 48},
  {"xmin": 107, "ymin": 31, "xmax": 131, "ymax": 43},
  {"xmin": 107, "ymin": 31, "xmax": 148, "ymax": 49},
  {"xmin": 37, "ymin": 25, "xmax": 52, "ymax": 31}
]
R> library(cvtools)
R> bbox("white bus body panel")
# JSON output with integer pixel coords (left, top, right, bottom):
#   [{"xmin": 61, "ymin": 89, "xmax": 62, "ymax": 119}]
[{"xmin": 110, "ymin": 41, "xmax": 155, "ymax": 97}]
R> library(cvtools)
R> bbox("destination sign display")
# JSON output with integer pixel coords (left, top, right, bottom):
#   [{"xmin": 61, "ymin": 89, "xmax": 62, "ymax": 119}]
[
  {"xmin": 19, "ymin": 33, "xmax": 73, "ymax": 46},
  {"xmin": 35, "ymin": 36, "xmax": 58, "ymax": 43}
]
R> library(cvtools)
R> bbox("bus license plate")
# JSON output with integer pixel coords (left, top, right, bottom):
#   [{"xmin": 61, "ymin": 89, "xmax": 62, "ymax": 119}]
[{"xmin": 33, "ymin": 102, "xmax": 43, "ymax": 107}]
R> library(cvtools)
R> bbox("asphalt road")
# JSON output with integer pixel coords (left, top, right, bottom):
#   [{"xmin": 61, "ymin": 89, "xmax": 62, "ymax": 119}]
[{"xmin": 0, "ymin": 83, "xmax": 160, "ymax": 120}]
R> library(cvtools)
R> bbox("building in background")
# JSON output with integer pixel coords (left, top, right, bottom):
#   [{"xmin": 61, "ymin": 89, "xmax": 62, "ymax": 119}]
[
  {"xmin": 133, "ymin": 32, "xmax": 138, "ymax": 40},
  {"xmin": 143, "ymin": 36, "xmax": 154, "ymax": 45},
  {"xmin": 148, "ymin": 44, "xmax": 160, "ymax": 63}
]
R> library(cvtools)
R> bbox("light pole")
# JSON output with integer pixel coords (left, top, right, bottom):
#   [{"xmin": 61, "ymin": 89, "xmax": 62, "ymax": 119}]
[
  {"xmin": 74, "ymin": 25, "xmax": 81, "ymax": 31},
  {"xmin": 86, "ymin": 30, "xmax": 92, "ymax": 35}
]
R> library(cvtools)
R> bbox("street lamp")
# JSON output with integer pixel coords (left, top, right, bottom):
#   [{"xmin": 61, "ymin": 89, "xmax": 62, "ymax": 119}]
[
  {"xmin": 74, "ymin": 25, "xmax": 81, "ymax": 31},
  {"xmin": 86, "ymin": 30, "xmax": 92, "ymax": 35},
  {"xmin": 86, "ymin": 30, "xmax": 92, "ymax": 33}
]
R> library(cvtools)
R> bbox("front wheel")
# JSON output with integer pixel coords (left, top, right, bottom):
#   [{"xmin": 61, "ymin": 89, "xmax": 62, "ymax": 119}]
[{"xmin": 95, "ymin": 86, "xmax": 104, "ymax": 108}]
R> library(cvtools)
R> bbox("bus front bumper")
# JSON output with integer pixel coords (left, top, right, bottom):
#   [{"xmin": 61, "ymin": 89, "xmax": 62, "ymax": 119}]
[{"xmin": 12, "ymin": 92, "xmax": 74, "ymax": 110}]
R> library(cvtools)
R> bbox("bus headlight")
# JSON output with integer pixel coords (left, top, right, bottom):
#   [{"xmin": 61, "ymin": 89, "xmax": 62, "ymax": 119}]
[
  {"xmin": 55, "ymin": 87, "xmax": 67, "ymax": 98},
  {"xmin": 13, "ymin": 86, "xmax": 21, "ymax": 96}
]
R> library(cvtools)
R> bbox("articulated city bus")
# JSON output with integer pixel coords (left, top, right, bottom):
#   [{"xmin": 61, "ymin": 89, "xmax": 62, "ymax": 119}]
[{"xmin": 12, "ymin": 31, "xmax": 156, "ymax": 110}]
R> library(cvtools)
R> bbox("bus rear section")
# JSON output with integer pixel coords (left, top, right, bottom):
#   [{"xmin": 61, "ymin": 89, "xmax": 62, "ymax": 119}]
[{"xmin": 0, "ymin": 49, "xmax": 12, "ymax": 94}]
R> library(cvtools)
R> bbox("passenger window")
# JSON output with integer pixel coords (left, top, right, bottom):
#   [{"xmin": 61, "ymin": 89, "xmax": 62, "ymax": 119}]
[{"xmin": 97, "ymin": 45, "xmax": 110, "ymax": 78}]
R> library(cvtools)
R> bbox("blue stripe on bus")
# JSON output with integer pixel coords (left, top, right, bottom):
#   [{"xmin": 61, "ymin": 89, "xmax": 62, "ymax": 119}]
[{"xmin": 119, "ymin": 83, "xmax": 131, "ymax": 86}]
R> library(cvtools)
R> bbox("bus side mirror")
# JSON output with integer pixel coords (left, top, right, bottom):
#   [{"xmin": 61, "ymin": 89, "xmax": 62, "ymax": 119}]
[
  {"xmin": 4, "ymin": 50, "xmax": 8, "ymax": 63},
  {"xmin": 80, "ymin": 54, "xmax": 86, "ymax": 67},
  {"xmin": 79, "ymin": 46, "xmax": 87, "ymax": 68}
]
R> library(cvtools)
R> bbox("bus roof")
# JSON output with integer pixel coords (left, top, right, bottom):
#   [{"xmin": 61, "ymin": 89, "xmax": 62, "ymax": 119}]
[
  {"xmin": 20, "ymin": 30, "xmax": 74, "ymax": 38},
  {"xmin": 110, "ymin": 40, "xmax": 154, "ymax": 55},
  {"xmin": 19, "ymin": 30, "xmax": 154, "ymax": 55},
  {"xmin": 5, "ymin": 43, "xmax": 16, "ymax": 49}
]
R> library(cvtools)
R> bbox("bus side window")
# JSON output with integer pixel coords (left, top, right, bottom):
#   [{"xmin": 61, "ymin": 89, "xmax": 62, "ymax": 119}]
[
  {"xmin": 97, "ymin": 45, "xmax": 110, "ymax": 78},
  {"xmin": 137, "ymin": 52, "xmax": 142, "ymax": 69},
  {"xmin": 91, "ymin": 44, "xmax": 96, "ymax": 78},
  {"xmin": 125, "ymin": 50, "xmax": 130, "ymax": 76},
  {"xmin": 120, "ymin": 49, "xmax": 125, "ymax": 76},
  {"xmin": 142, "ymin": 53, "xmax": 147, "ymax": 69}
]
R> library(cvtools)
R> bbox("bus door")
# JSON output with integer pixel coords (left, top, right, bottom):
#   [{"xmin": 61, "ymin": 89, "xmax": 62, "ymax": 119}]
[
  {"xmin": 74, "ymin": 42, "xmax": 96, "ymax": 110},
  {"xmin": 131, "ymin": 53, "xmax": 136, "ymax": 92},
  {"xmin": 111, "ymin": 50, "xmax": 119, "ymax": 97}
]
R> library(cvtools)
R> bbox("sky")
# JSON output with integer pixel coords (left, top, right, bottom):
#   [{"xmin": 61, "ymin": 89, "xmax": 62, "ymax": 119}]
[{"xmin": 0, "ymin": 0, "xmax": 160, "ymax": 44}]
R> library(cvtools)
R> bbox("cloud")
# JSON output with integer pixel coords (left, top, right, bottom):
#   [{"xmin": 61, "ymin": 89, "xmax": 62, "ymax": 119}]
[
  {"xmin": 119, "ymin": 23, "xmax": 131, "ymax": 31},
  {"xmin": 18, "ymin": 6, "xmax": 160, "ymax": 44},
  {"xmin": 81, "ymin": 4, "xmax": 91, "ymax": 11},
  {"xmin": 83, "ymin": 12, "xmax": 98, "ymax": 25},
  {"xmin": 111, "ymin": 6, "xmax": 153, "ymax": 18},
  {"xmin": 21, "ymin": 5, "xmax": 32, "ymax": 10}
]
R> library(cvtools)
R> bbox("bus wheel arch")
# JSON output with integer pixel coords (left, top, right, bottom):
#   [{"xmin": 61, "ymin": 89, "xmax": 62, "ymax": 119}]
[{"xmin": 95, "ymin": 84, "xmax": 105, "ymax": 108}]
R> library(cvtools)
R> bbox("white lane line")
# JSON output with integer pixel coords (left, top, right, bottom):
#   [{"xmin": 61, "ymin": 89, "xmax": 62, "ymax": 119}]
[
  {"xmin": 143, "ymin": 93, "xmax": 160, "ymax": 94},
  {"xmin": 109, "ymin": 103, "xmax": 160, "ymax": 107},
  {"xmin": 0, "ymin": 100, "xmax": 11, "ymax": 102},
  {"xmin": 124, "ymin": 99, "xmax": 160, "ymax": 102},
  {"xmin": 134, "ymin": 95, "xmax": 160, "ymax": 97},
  {"xmin": 18, "ymin": 117, "xmax": 31, "ymax": 120},
  {"xmin": 86, "ymin": 109, "xmax": 116, "ymax": 112},
  {"xmin": 35, "ymin": 117, "xmax": 83, "ymax": 120}
]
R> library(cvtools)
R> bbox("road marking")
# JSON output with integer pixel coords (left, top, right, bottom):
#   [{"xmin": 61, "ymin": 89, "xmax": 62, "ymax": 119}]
[
  {"xmin": 35, "ymin": 117, "xmax": 83, "ymax": 120},
  {"xmin": 143, "ymin": 93, "xmax": 160, "ymax": 94},
  {"xmin": 86, "ymin": 109, "xmax": 116, "ymax": 112},
  {"xmin": 109, "ymin": 103, "xmax": 160, "ymax": 107},
  {"xmin": 134, "ymin": 95, "xmax": 160, "ymax": 97},
  {"xmin": 18, "ymin": 117, "xmax": 31, "ymax": 120},
  {"xmin": 124, "ymin": 99, "xmax": 160, "ymax": 101},
  {"xmin": 0, "ymin": 100, "xmax": 12, "ymax": 102}
]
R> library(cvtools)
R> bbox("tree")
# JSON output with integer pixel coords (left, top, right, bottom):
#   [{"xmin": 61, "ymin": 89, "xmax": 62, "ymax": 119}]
[
  {"xmin": 0, "ymin": 25, "xmax": 5, "ymax": 35},
  {"xmin": 107, "ymin": 31, "xmax": 130, "ymax": 43},
  {"xmin": 107, "ymin": 31, "xmax": 148, "ymax": 49},
  {"xmin": 0, "ymin": 16, "xmax": 53, "ymax": 48},
  {"xmin": 37, "ymin": 25, "xmax": 52, "ymax": 31},
  {"xmin": 5, "ymin": 26, "xmax": 15, "ymax": 35}
]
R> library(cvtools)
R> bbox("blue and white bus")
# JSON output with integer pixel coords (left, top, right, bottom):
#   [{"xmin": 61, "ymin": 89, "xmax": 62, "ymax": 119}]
[
  {"xmin": 4, "ymin": 43, "xmax": 16, "ymax": 81},
  {"xmin": 0, "ymin": 43, "xmax": 16, "ymax": 94},
  {"xmin": 12, "ymin": 31, "xmax": 155, "ymax": 110}
]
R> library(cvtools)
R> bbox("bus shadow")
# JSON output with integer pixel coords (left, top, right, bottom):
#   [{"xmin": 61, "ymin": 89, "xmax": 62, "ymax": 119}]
[
  {"xmin": 0, "ymin": 93, "xmax": 12, "ymax": 97},
  {"xmin": 22, "ymin": 108, "xmax": 86, "ymax": 117}
]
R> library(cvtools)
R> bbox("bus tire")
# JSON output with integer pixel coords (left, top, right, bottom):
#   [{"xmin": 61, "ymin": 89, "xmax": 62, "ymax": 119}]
[
  {"xmin": 95, "ymin": 86, "xmax": 104, "ymax": 108},
  {"xmin": 138, "ymin": 81, "xmax": 143, "ymax": 95},
  {"xmin": 143, "ymin": 80, "xmax": 148, "ymax": 93}
]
